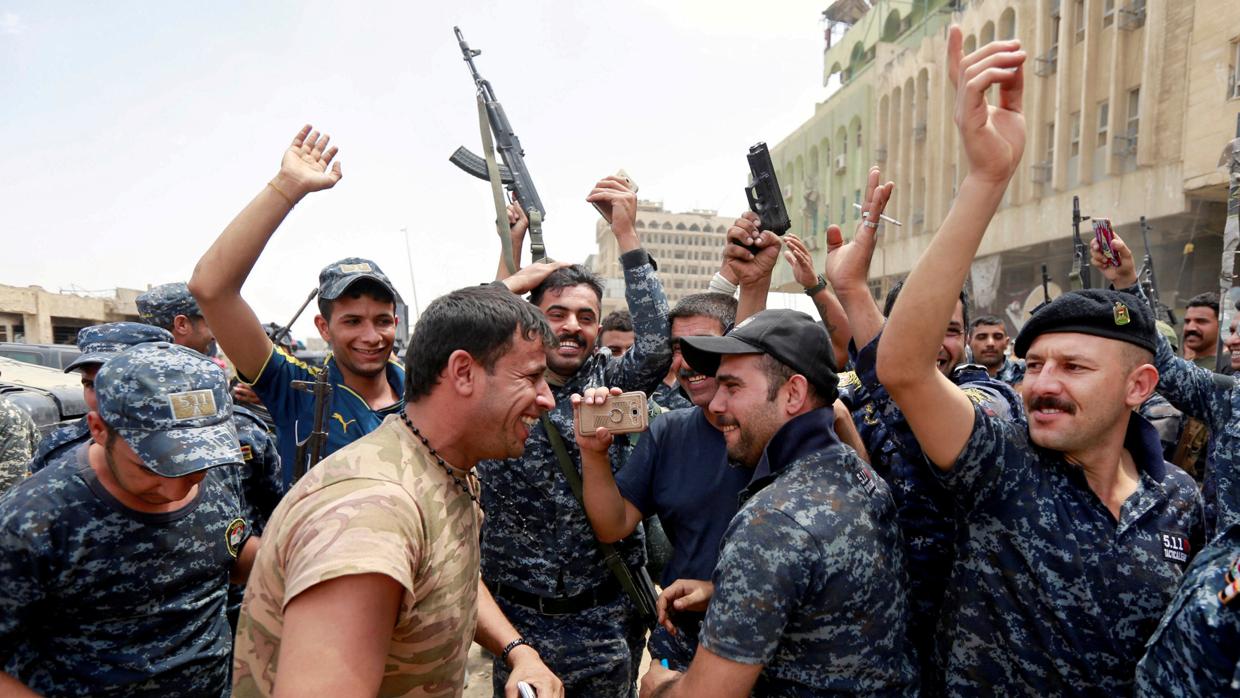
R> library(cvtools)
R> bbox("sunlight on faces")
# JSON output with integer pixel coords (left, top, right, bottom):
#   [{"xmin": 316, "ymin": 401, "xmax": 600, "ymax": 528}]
[
  {"xmin": 708, "ymin": 354, "xmax": 787, "ymax": 467},
  {"xmin": 969, "ymin": 323, "xmax": 1009, "ymax": 369},
  {"xmin": 315, "ymin": 295, "xmax": 397, "ymax": 379},
  {"xmin": 471, "ymin": 333, "xmax": 556, "ymax": 462},
  {"xmin": 537, "ymin": 285, "xmax": 600, "ymax": 379},
  {"xmin": 1022, "ymin": 333, "xmax": 1156, "ymax": 454},
  {"xmin": 938, "ymin": 300, "xmax": 967, "ymax": 376},
  {"xmin": 671, "ymin": 316, "xmax": 726, "ymax": 410}
]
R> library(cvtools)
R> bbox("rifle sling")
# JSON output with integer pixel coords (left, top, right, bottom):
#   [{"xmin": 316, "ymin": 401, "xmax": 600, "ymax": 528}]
[
  {"xmin": 478, "ymin": 92, "xmax": 517, "ymax": 275},
  {"xmin": 540, "ymin": 414, "xmax": 654, "ymax": 618}
]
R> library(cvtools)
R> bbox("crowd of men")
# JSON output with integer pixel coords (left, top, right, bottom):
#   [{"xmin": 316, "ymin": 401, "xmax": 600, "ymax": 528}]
[{"xmin": 2, "ymin": 27, "xmax": 1239, "ymax": 698}]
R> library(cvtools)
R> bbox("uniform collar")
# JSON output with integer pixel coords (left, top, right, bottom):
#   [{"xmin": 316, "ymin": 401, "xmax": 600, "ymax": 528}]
[
  {"xmin": 1126, "ymin": 411, "xmax": 1168, "ymax": 482},
  {"xmin": 324, "ymin": 353, "xmax": 405, "ymax": 407},
  {"xmin": 751, "ymin": 407, "xmax": 840, "ymax": 484}
]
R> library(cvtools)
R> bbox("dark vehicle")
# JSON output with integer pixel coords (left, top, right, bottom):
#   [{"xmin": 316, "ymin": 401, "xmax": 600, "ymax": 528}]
[
  {"xmin": 293, "ymin": 350, "xmax": 329, "ymax": 370},
  {"xmin": 0, "ymin": 357, "xmax": 88, "ymax": 437},
  {"xmin": 0, "ymin": 342, "xmax": 82, "ymax": 371}
]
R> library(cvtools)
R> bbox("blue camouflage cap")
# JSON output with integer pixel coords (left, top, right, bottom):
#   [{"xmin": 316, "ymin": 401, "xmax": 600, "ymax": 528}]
[
  {"xmin": 136, "ymin": 282, "xmax": 202, "ymax": 330},
  {"xmin": 95, "ymin": 342, "xmax": 242, "ymax": 477},
  {"xmin": 64, "ymin": 322, "xmax": 175, "ymax": 374},
  {"xmin": 318, "ymin": 257, "xmax": 399, "ymax": 301}
]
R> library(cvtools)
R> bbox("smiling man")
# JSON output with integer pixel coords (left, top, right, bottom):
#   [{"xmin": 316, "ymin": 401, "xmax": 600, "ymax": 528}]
[
  {"xmin": 876, "ymin": 30, "xmax": 1202, "ymax": 694},
  {"xmin": 232, "ymin": 285, "xmax": 563, "ymax": 698},
  {"xmin": 479, "ymin": 174, "xmax": 673, "ymax": 697},
  {"xmin": 190, "ymin": 126, "xmax": 405, "ymax": 486}
]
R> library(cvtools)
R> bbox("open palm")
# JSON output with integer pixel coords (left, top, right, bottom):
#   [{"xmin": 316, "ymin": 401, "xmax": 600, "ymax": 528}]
[
  {"xmin": 948, "ymin": 27, "xmax": 1027, "ymax": 184},
  {"xmin": 280, "ymin": 124, "xmax": 342, "ymax": 193}
]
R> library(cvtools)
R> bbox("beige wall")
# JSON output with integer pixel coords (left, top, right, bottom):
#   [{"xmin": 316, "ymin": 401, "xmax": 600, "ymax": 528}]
[{"xmin": 0, "ymin": 284, "xmax": 141, "ymax": 344}]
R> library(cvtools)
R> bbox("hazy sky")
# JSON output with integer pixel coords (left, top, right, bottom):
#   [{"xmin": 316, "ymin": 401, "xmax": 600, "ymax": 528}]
[{"xmin": 2, "ymin": 1, "xmax": 834, "ymax": 338}]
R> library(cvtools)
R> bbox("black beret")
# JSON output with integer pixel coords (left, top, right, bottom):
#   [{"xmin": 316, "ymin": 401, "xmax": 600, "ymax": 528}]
[{"xmin": 1014, "ymin": 288, "xmax": 1156, "ymax": 358}]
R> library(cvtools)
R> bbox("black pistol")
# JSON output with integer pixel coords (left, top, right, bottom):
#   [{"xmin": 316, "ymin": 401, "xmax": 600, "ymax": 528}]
[{"xmin": 744, "ymin": 143, "xmax": 792, "ymax": 253}]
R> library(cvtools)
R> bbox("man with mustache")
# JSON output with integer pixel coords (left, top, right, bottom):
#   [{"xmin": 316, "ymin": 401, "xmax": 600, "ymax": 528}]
[
  {"xmin": 574, "ymin": 292, "xmax": 746, "ymax": 672},
  {"xmin": 1182, "ymin": 292, "xmax": 1221, "ymax": 371},
  {"xmin": 639, "ymin": 309, "xmax": 917, "ymax": 697},
  {"xmin": 189, "ymin": 126, "xmax": 406, "ymax": 484},
  {"xmin": 876, "ymin": 30, "xmax": 1202, "ymax": 694},
  {"xmin": 824, "ymin": 167, "xmax": 1023, "ymax": 694},
  {"xmin": 478, "ymin": 174, "xmax": 673, "ymax": 697},
  {"xmin": 969, "ymin": 315, "xmax": 1025, "ymax": 386}
]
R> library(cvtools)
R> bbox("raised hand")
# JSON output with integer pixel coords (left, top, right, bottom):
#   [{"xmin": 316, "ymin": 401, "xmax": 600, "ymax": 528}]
[
  {"xmin": 825, "ymin": 167, "xmax": 893, "ymax": 293},
  {"xmin": 501, "ymin": 260, "xmax": 574, "ymax": 295},
  {"xmin": 586, "ymin": 176, "xmax": 639, "ymax": 242},
  {"xmin": 1090, "ymin": 231, "xmax": 1139, "ymax": 288},
  {"xmin": 723, "ymin": 212, "xmax": 782, "ymax": 286},
  {"xmin": 507, "ymin": 195, "xmax": 529, "ymax": 247},
  {"xmin": 783, "ymin": 234, "xmax": 819, "ymax": 289},
  {"xmin": 947, "ymin": 26, "xmax": 1026, "ymax": 185},
  {"xmin": 276, "ymin": 125, "xmax": 342, "ymax": 199},
  {"xmin": 570, "ymin": 387, "xmax": 623, "ymax": 454}
]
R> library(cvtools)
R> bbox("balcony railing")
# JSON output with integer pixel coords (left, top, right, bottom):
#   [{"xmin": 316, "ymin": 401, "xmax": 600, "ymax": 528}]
[
  {"xmin": 1031, "ymin": 161, "xmax": 1053, "ymax": 183},
  {"xmin": 1119, "ymin": 0, "xmax": 1146, "ymax": 30}
]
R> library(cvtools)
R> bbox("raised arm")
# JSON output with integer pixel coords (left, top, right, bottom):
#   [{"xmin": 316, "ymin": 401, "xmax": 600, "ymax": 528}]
[
  {"xmin": 824, "ymin": 166, "xmax": 894, "ymax": 351},
  {"xmin": 876, "ymin": 29, "xmax": 1026, "ymax": 469},
  {"xmin": 722, "ymin": 212, "xmax": 781, "ymax": 323},
  {"xmin": 495, "ymin": 198, "xmax": 529, "ymax": 281},
  {"xmin": 189, "ymin": 125, "xmax": 342, "ymax": 380},
  {"xmin": 783, "ymin": 234, "xmax": 852, "ymax": 363}
]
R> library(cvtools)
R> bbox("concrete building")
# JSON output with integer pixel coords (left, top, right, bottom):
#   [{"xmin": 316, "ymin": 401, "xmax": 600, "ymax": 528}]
[
  {"xmin": 772, "ymin": 0, "xmax": 1240, "ymax": 328},
  {"xmin": 590, "ymin": 200, "xmax": 733, "ymax": 316},
  {"xmin": 0, "ymin": 284, "xmax": 141, "ymax": 344}
]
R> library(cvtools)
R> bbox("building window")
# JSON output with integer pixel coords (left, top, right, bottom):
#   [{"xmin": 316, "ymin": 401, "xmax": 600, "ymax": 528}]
[
  {"xmin": 855, "ymin": 124, "xmax": 863, "ymax": 149},
  {"xmin": 1102, "ymin": 0, "xmax": 1116, "ymax": 27},
  {"xmin": 1126, "ymin": 87, "xmax": 1140, "ymax": 139},
  {"xmin": 1230, "ymin": 39, "xmax": 1240, "ymax": 100},
  {"xmin": 1074, "ymin": 0, "xmax": 1085, "ymax": 42},
  {"xmin": 1046, "ymin": 122, "xmax": 1055, "ymax": 165},
  {"xmin": 1051, "ymin": 15, "xmax": 1060, "ymax": 52},
  {"xmin": 1097, "ymin": 100, "xmax": 1109, "ymax": 146},
  {"xmin": 854, "ymin": 190, "xmax": 862, "ymax": 218}
]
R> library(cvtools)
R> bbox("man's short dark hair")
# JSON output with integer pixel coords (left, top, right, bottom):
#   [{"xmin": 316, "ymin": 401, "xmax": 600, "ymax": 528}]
[
  {"xmin": 1187, "ymin": 292, "xmax": 1220, "ymax": 317},
  {"xmin": 528, "ymin": 265, "xmax": 604, "ymax": 308},
  {"xmin": 404, "ymin": 285, "xmax": 554, "ymax": 402},
  {"xmin": 599, "ymin": 310, "xmax": 633, "ymax": 335},
  {"xmin": 669, "ymin": 293, "xmax": 737, "ymax": 335},
  {"xmin": 317, "ymin": 278, "xmax": 396, "ymax": 321},
  {"xmin": 970, "ymin": 315, "xmax": 1007, "ymax": 333},
  {"xmin": 884, "ymin": 278, "xmax": 971, "ymax": 331},
  {"xmin": 759, "ymin": 354, "xmax": 827, "ymax": 408}
]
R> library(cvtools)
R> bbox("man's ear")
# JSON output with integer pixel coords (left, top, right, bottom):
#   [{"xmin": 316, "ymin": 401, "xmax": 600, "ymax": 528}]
[
  {"xmin": 1126, "ymin": 363, "xmax": 1160, "ymax": 409},
  {"xmin": 313, "ymin": 314, "xmax": 331, "ymax": 344},
  {"xmin": 86, "ymin": 412, "xmax": 108, "ymax": 446},
  {"xmin": 172, "ymin": 314, "xmax": 193, "ymax": 339},
  {"xmin": 783, "ymin": 375, "xmax": 811, "ymax": 415},
  {"xmin": 445, "ymin": 349, "xmax": 479, "ymax": 397}
]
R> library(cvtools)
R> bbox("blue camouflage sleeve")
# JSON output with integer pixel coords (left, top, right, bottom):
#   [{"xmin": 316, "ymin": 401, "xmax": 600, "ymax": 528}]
[
  {"xmin": 699, "ymin": 507, "xmax": 816, "ymax": 665},
  {"xmin": 933, "ymin": 402, "xmax": 1030, "ymax": 511},
  {"xmin": 0, "ymin": 505, "xmax": 47, "ymax": 661},
  {"xmin": 604, "ymin": 250, "xmax": 672, "ymax": 394}
]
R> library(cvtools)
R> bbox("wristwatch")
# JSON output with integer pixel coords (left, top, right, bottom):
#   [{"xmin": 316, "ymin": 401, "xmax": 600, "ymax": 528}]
[{"xmin": 804, "ymin": 274, "xmax": 828, "ymax": 296}]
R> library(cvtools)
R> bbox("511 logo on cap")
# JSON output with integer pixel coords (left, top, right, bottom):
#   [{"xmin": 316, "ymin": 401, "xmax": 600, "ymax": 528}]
[{"xmin": 168, "ymin": 390, "xmax": 218, "ymax": 421}]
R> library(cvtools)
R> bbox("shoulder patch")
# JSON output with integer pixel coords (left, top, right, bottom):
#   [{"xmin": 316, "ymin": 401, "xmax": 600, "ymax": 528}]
[
  {"xmin": 838, "ymin": 371, "xmax": 861, "ymax": 388},
  {"xmin": 961, "ymin": 387, "xmax": 992, "ymax": 406},
  {"xmin": 225, "ymin": 517, "xmax": 249, "ymax": 558}
]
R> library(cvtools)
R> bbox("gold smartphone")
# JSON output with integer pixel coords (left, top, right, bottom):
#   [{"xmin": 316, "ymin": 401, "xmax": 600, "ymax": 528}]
[
  {"xmin": 576, "ymin": 391, "xmax": 649, "ymax": 436},
  {"xmin": 593, "ymin": 169, "xmax": 639, "ymax": 223}
]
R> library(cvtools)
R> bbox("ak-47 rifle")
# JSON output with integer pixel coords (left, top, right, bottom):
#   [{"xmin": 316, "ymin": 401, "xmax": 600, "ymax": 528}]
[
  {"xmin": 449, "ymin": 26, "xmax": 548, "ymax": 266},
  {"xmin": 290, "ymin": 368, "xmax": 332, "ymax": 482},
  {"xmin": 268, "ymin": 288, "xmax": 318, "ymax": 349},
  {"xmin": 1137, "ymin": 216, "xmax": 1176, "ymax": 326},
  {"xmin": 1068, "ymin": 196, "xmax": 1093, "ymax": 290}
]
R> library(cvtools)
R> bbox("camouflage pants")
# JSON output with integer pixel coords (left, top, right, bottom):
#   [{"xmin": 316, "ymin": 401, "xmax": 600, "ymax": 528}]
[
  {"xmin": 646, "ymin": 611, "xmax": 703, "ymax": 672},
  {"xmin": 491, "ymin": 594, "xmax": 647, "ymax": 698}
]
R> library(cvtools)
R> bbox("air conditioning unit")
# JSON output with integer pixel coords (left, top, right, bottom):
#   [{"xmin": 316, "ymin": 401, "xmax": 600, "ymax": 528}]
[
  {"xmin": 1114, "ymin": 132, "xmax": 1138, "ymax": 157},
  {"xmin": 912, "ymin": 211, "xmax": 925, "ymax": 227},
  {"xmin": 1119, "ymin": 0, "xmax": 1146, "ymax": 30},
  {"xmin": 1031, "ymin": 162, "xmax": 1053, "ymax": 183},
  {"xmin": 1050, "ymin": 0, "xmax": 1061, "ymax": 18},
  {"xmin": 875, "ymin": 146, "xmax": 888, "ymax": 162},
  {"xmin": 913, "ymin": 124, "xmax": 927, "ymax": 142},
  {"xmin": 1034, "ymin": 48, "xmax": 1058, "ymax": 77},
  {"xmin": 834, "ymin": 154, "xmax": 847, "ymax": 173}
]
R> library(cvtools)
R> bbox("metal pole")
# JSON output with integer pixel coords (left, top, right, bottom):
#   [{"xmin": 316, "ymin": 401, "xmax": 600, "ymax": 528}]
[{"xmin": 401, "ymin": 227, "xmax": 422, "ymax": 325}]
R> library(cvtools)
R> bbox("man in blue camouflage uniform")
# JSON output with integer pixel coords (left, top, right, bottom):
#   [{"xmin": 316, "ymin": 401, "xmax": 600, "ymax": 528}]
[
  {"xmin": 824, "ymin": 165, "xmax": 1023, "ymax": 693},
  {"xmin": 478, "ymin": 174, "xmax": 672, "ymax": 697},
  {"xmin": 138, "ymin": 281, "xmax": 282, "ymax": 530},
  {"xmin": 641, "ymin": 310, "xmax": 917, "ymax": 697},
  {"xmin": 189, "ymin": 126, "xmax": 405, "ymax": 488},
  {"xmin": 968, "ymin": 314, "xmax": 1026, "ymax": 387},
  {"xmin": 0, "ymin": 342, "xmax": 256, "ymax": 696},
  {"xmin": 0, "ymin": 393, "xmax": 38, "ymax": 494},
  {"xmin": 28, "ymin": 322, "xmax": 173, "ymax": 474},
  {"xmin": 877, "ymin": 32, "xmax": 1202, "ymax": 695}
]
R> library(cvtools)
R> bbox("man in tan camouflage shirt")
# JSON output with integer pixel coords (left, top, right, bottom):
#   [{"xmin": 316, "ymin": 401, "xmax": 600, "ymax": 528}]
[{"xmin": 233, "ymin": 286, "xmax": 564, "ymax": 697}]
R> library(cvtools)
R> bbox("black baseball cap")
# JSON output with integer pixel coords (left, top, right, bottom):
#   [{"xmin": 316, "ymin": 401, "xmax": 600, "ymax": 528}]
[{"xmin": 680, "ymin": 309, "xmax": 838, "ymax": 401}]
